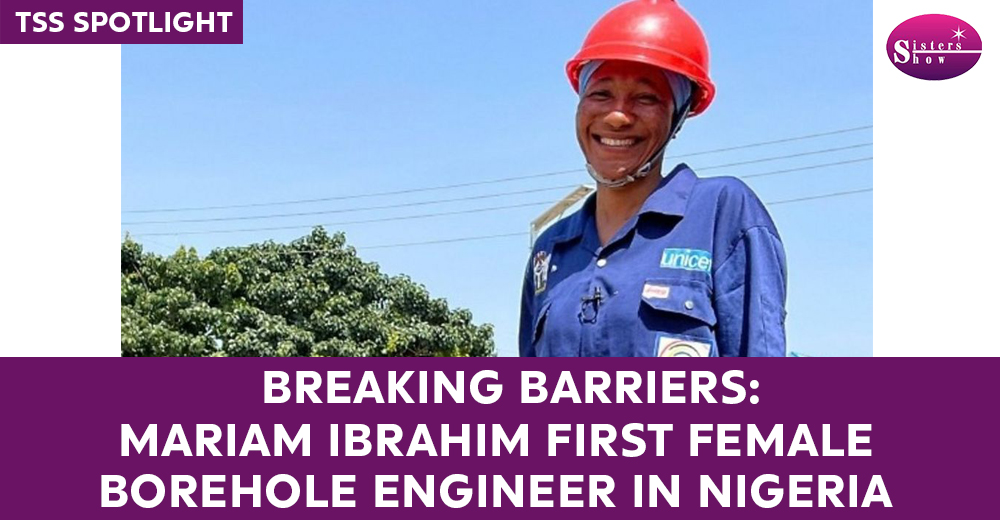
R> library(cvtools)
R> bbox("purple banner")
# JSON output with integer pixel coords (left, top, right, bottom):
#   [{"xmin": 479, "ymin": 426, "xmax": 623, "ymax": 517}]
[
  {"xmin": 0, "ymin": 1, "xmax": 243, "ymax": 44},
  {"xmin": 0, "ymin": 358, "xmax": 997, "ymax": 518}
]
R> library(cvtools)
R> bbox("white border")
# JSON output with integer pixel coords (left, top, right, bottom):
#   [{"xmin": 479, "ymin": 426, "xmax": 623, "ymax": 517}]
[
  {"xmin": 1, "ymin": 0, "xmax": 996, "ymax": 357},
  {"xmin": 0, "ymin": 44, "xmax": 121, "ymax": 356},
  {"xmin": 874, "ymin": 1, "xmax": 997, "ymax": 356}
]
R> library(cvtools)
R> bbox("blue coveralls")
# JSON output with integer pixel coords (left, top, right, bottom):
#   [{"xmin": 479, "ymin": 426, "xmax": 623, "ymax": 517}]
[{"xmin": 519, "ymin": 164, "xmax": 787, "ymax": 357}]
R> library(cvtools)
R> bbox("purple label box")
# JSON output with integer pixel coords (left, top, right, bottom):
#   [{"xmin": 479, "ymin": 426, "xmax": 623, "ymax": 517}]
[
  {"xmin": 0, "ymin": 358, "xmax": 999, "ymax": 518},
  {"xmin": 0, "ymin": 1, "xmax": 243, "ymax": 44}
]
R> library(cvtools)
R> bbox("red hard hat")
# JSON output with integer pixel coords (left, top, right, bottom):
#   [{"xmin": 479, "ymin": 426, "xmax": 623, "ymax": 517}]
[{"xmin": 566, "ymin": 0, "xmax": 716, "ymax": 116}]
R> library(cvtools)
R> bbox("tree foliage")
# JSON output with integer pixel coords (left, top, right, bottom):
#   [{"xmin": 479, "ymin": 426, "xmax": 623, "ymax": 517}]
[{"xmin": 121, "ymin": 228, "xmax": 495, "ymax": 357}]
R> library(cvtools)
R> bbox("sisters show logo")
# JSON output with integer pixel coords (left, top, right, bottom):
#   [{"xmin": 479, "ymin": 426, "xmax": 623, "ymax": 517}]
[{"xmin": 887, "ymin": 14, "xmax": 982, "ymax": 80}]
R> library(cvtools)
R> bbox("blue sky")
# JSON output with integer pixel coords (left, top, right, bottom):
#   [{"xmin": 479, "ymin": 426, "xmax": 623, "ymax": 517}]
[{"xmin": 122, "ymin": 0, "xmax": 873, "ymax": 357}]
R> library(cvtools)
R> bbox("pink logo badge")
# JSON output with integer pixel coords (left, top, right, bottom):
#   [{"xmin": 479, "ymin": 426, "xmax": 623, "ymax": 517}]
[{"xmin": 887, "ymin": 14, "xmax": 982, "ymax": 80}]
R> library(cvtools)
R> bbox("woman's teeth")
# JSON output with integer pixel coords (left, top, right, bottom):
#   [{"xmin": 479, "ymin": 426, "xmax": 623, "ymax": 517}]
[{"xmin": 599, "ymin": 137, "xmax": 636, "ymax": 147}]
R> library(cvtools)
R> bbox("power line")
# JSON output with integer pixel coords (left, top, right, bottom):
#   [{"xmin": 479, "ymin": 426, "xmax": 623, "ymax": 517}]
[
  {"xmin": 766, "ymin": 188, "xmax": 873, "ymax": 206},
  {"xmin": 123, "ymin": 184, "xmax": 580, "ymax": 226},
  {"xmin": 132, "ymin": 200, "xmax": 555, "ymax": 237},
  {"xmin": 360, "ymin": 232, "xmax": 529, "ymax": 250},
  {"xmin": 357, "ymin": 188, "xmax": 873, "ymax": 250},
  {"xmin": 122, "ymin": 170, "xmax": 581, "ymax": 215},
  {"xmin": 144, "ymin": 187, "xmax": 872, "ymax": 250},
  {"xmin": 122, "ymin": 124, "xmax": 872, "ymax": 214},
  {"xmin": 698, "ymin": 143, "xmax": 871, "ymax": 171},
  {"xmin": 128, "ymin": 158, "xmax": 872, "ymax": 237},
  {"xmin": 123, "ymin": 147, "xmax": 872, "ymax": 227},
  {"xmin": 672, "ymin": 125, "xmax": 872, "ymax": 158},
  {"xmin": 740, "ymin": 157, "xmax": 871, "ymax": 179},
  {"xmin": 209, "ymin": 232, "xmax": 531, "ymax": 255}
]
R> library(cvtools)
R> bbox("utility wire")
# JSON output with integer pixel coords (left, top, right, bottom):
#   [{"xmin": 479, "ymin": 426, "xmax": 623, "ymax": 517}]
[
  {"xmin": 766, "ymin": 188, "xmax": 873, "ymax": 206},
  {"xmin": 740, "ymin": 157, "xmax": 871, "ymax": 179},
  {"xmin": 123, "ymin": 147, "xmax": 872, "ymax": 227},
  {"xmin": 128, "ymin": 158, "xmax": 872, "ymax": 237},
  {"xmin": 243, "ymin": 187, "xmax": 874, "ymax": 253},
  {"xmin": 133, "ymin": 164, "xmax": 872, "ymax": 237},
  {"xmin": 360, "ymin": 232, "xmax": 529, "ymax": 250},
  {"xmin": 122, "ymin": 184, "xmax": 580, "ymax": 226},
  {"xmin": 363, "ymin": 189, "xmax": 873, "ymax": 249},
  {"xmin": 133, "ymin": 201, "xmax": 556, "ymax": 237},
  {"xmin": 121, "ymin": 124, "xmax": 873, "ymax": 214},
  {"xmin": 357, "ymin": 188, "xmax": 873, "ymax": 250},
  {"xmin": 698, "ymin": 143, "xmax": 871, "ymax": 171},
  {"xmin": 131, "ymin": 159, "xmax": 872, "ymax": 236},
  {"xmin": 672, "ymin": 124, "xmax": 872, "ymax": 158},
  {"xmin": 122, "ymin": 171, "xmax": 581, "ymax": 215}
]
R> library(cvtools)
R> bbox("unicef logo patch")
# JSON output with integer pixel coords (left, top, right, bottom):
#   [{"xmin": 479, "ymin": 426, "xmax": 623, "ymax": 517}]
[{"xmin": 660, "ymin": 248, "xmax": 712, "ymax": 273}]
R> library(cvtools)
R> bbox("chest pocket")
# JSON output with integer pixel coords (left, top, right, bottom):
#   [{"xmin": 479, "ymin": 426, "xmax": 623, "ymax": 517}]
[
  {"xmin": 638, "ymin": 278, "xmax": 717, "ymax": 356},
  {"xmin": 531, "ymin": 287, "xmax": 584, "ymax": 357},
  {"xmin": 531, "ymin": 299, "xmax": 570, "ymax": 357},
  {"xmin": 532, "ymin": 300, "xmax": 553, "ymax": 345}
]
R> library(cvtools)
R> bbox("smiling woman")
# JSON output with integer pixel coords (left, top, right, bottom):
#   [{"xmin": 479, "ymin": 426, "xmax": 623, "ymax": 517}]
[
  {"xmin": 576, "ymin": 60, "xmax": 678, "ymax": 193},
  {"xmin": 519, "ymin": 0, "xmax": 787, "ymax": 358}
]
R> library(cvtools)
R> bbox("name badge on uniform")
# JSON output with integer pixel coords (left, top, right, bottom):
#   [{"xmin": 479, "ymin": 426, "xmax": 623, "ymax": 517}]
[
  {"xmin": 642, "ymin": 282, "xmax": 671, "ymax": 299},
  {"xmin": 660, "ymin": 248, "xmax": 712, "ymax": 273},
  {"xmin": 533, "ymin": 251, "xmax": 550, "ymax": 294},
  {"xmin": 656, "ymin": 334, "xmax": 711, "ymax": 357}
]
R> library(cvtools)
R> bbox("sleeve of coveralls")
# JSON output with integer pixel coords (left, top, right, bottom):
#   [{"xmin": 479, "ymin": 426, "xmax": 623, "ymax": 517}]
[
  {"xmin": 712, "ymin": 226, "xmax": 788, "ymax": 357},
  {"xmin": 518, "ymin": 258, "xmax": 537, "ymax": 357}
]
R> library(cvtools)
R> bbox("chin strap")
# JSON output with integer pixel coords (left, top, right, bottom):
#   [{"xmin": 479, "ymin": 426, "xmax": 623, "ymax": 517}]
[
  {"xmin": 586, "ymin": 143, "xmax": 666, "ymax": 188},
  {"xmin": 586, "ymin": 94, "xmax": 693, "ymax": 189}
]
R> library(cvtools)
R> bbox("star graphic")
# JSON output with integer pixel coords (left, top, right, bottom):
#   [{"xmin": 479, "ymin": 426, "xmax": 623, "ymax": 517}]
[{"xmin": 952, "ymin": 27, "xmax": 966, "ymax": 40}]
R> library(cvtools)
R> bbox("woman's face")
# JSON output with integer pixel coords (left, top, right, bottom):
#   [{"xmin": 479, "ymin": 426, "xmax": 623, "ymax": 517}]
[{"xmin": 576, "ymin": 61, "xmax": 675, "ymax": 181}]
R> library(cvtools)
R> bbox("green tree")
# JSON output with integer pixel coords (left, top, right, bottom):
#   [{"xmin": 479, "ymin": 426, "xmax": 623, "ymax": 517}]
[{"xmin": 121, "ymin": 228, "xmax": 495, "ymax": 357}]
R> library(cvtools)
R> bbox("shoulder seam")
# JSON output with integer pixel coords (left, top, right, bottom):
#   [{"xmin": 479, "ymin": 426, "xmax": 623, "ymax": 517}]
[{"xmin": 714, "ymin": 225, "xmax": 782, "ymax": 274}]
